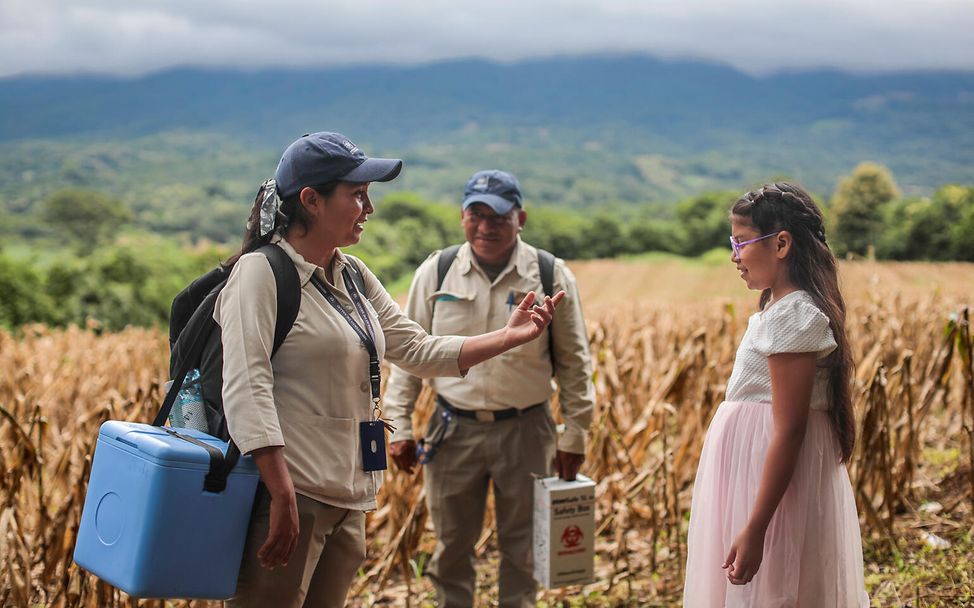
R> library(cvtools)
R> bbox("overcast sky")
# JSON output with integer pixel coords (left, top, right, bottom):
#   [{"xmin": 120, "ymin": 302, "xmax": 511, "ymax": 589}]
[{"xmin": 2, "ymin": 0, "xmax": 973, "ymax": 79}]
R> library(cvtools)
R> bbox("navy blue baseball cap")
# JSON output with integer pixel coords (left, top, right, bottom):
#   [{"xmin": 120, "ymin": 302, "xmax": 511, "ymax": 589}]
[
  {"xmin": 462, "ymin": 170, "xmax": 523, "ymax": 215},
  {"xmin": 275, "ymin": 132, "xmax": 403, "ymax": 199}
]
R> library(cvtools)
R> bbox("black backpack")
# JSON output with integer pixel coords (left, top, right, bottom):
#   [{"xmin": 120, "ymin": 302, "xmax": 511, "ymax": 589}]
[
  {"xmin": 153, "ymin": 244, "xmax": 368, "ymax": 492},
  {"xmin": 435, "ymin": 244, "xmax": 557, "ymax": 372},
  {"xmin": 151, "ymin": 244, "xmax": 299, "ymax": 492}
]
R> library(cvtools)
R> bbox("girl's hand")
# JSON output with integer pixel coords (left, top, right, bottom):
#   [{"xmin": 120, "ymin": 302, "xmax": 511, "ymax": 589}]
[
  {"xmin": 503, "ymin": 290, "xmax": 565, "ymax": 347},
  {"xmin": 722, "ymin": 526, "xmax": 765, "ymax": 585}
]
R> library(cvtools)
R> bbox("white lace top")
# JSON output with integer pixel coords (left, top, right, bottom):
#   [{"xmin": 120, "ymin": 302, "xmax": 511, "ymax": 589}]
[{"xmin": 724, "ymin": 290, "xmax": 838, "ymax": 411}]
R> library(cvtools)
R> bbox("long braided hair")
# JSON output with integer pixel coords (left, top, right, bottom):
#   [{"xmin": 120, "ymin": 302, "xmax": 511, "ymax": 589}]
[{"xmin": 732, "ymin": 183, "xmax": 856, "ymax": 462}]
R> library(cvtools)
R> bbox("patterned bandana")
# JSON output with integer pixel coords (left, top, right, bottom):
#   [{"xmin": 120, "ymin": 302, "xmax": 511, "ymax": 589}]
[{"xmin": 247, "ymin": 179, "xmax": 284, "ymax": 237}]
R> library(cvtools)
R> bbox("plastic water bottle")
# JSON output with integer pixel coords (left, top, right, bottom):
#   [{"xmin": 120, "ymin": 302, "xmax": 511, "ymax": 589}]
[
  {"xmin": 163, "ymin": 379, "xmax": 184, "ymax": 427},
  {"xmin": 169, "ymin": 369, "xmax": 209, "ymax": 433}
]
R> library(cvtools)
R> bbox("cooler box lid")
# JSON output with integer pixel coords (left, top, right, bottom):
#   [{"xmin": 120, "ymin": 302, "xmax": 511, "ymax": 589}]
[{"xmin": 98, "ymin": 421, "xmax": 258, "ymax": 473}]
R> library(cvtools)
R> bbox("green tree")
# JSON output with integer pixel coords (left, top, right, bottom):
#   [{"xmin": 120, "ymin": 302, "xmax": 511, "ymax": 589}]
[
  {"xmin": 40, "ymin": 188, "xmax": 133, "ymax": 253},
  {"xmin": 941, "ymin": 185, "xmax": 974, "ymax": 261},
  {"xmin": 579, "ymin": 214, "xmax": 625, "ymax": 259},
  {"xmin": 876, "ymin": 185, "xmax": 974, "ymax": 261},
  {"xmin": 627, "ymin": 219, "xmax": 678, "ymax": 254},
  {"xmin": 42, "ymin": 237, "xmax": 227, "ymax": 330},
  {"xmin": 674, "ymin": 192, "xmax": 737, "ymax": 256},
  {"xmin": 0, "ymin": 254, "xmax": 56, "ymax": 328},
  {"xmin": 521, "ymin": 208, "xmax": 587, "ymax": 260},
  {"xmin": 830, "ymin": 163, "xmax": 900, "ymax": 257}
]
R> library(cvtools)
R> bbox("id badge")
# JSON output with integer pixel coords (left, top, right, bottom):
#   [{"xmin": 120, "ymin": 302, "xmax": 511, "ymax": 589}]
[{"xmin": 360, "ymin": 420, "xmax": 387, "ymax": 472}]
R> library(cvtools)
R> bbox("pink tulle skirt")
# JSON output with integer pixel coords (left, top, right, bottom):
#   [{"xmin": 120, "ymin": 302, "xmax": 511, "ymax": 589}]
[{"xmin": 684, "ymin": 401, "xmax": 869, "ymax": 607}]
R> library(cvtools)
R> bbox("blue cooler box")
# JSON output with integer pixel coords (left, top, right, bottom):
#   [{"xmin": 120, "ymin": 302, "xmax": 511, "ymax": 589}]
[{"xmin": 74, "ymin": 421, "xmax": 260, "ymax": 599}]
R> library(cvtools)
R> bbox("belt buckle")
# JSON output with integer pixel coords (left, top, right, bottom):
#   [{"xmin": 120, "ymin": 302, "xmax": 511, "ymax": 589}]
[{"xmin": 475, "ymin": 410, "xmax": 494, "ymax": 423}]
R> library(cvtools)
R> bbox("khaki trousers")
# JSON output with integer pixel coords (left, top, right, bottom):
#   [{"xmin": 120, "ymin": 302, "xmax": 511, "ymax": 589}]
[
  {"xmin": 425, "ymin": 402, "xmax": 556, "ymax": 608},
  {"xmin": 227, "ymin": 489, "xmax": 365, "ymax": 608}
]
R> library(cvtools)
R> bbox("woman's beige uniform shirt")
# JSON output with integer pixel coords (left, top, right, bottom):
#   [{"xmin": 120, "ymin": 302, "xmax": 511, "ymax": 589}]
[{"xmin": 214, "ymin": 238, "xmax": 465, "ymax": 511}]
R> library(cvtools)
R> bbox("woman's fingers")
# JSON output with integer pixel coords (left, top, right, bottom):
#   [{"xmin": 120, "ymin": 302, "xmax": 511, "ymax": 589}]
[
  {"xmin": 268, "ymin": 535, "xmax": 287, "ymax": 567},
  {"xmin": 515, "ymin": 290, "xmax": 567, "ymax": 332},
  {"xmin": 257, "ymin": 534, "xmax": 281, "ymax": 569},
  {"xmin": 257, "ymin": 493, "xmax": 300, "ymax": 570},
  {"xmin": 284, "ymin": 534, "xmax": 298, "ymax": 566},
  {"xmin": 531, "ymin": 291, "xmax": 565, "ymax": 322},
  {"xmin": 267, "ymin": 530, "xmax": 297, "ymax": 569},
  {"xmin": 516, "ymin": 290, "xmax": 537, "ymax": 310},
  {"xmin": 532, "ymin": 306, "xmax": 552, "ymax": 324}
]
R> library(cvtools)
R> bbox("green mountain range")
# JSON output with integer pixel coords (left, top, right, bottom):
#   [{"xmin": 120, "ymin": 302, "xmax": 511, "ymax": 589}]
[{"xmin": 1, "ymin": 55, "xmax": 972, "ymax": 241}]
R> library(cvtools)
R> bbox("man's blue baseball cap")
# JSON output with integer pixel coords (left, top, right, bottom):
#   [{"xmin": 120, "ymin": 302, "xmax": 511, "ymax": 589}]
[
  {"xmin": 462, "ymin": 170, "xmax": 523, "ymax": 215},
  {"xmin": 275, "ymin": 132, "xmax": 403, "ymax": 199}
]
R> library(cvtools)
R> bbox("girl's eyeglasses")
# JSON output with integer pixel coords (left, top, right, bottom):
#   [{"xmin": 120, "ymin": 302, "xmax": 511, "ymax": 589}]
[{"xmin": 730, "ymin": 231, "xmax": 781, "ymax": 257}]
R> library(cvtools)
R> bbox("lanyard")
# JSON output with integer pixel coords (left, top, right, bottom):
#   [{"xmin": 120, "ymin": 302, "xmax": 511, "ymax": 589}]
[{"xmin": 310, "ymin": 268, "xmax": 381, "ymax": 411}]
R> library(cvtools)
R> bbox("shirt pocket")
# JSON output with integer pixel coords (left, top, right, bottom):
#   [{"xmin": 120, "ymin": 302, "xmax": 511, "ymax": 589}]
[
  {"xmin": 429, "ymin": 291, "xmax": 476, "ymax": 335},
  {"xmin": 502, "ymin": 288, "xmax": 548, "ymax": 360},
  {"xmin": 278, "ymin": 411, "xmax": 359, "ymax": 500}
]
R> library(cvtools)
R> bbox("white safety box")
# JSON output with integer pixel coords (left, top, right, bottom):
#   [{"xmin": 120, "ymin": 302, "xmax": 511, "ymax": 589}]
[{"xmin": 533, "ymin": 474, "xmax": 596, "ymax": 588}]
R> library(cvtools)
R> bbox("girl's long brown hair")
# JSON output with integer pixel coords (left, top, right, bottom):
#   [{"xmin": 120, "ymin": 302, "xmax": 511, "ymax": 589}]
[{"xmin": 732, "ymin": 182, "xmax": 856, "ymax": 462}]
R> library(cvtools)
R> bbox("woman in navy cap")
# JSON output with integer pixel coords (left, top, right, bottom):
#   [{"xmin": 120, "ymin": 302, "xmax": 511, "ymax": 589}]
[{"xmin": 216, "ymin": 132, "xmax": 564, "ymax": 607}]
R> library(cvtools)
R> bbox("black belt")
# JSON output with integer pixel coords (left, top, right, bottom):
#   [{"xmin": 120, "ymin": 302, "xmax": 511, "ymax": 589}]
[{"xmin": 437, "ymin": 395, "xmax": 544, "ymax": 423}]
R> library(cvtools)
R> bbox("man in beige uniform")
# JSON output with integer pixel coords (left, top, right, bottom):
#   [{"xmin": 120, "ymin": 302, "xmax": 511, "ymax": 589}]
[{"xmin": 385, "ymin": 169, "xmax": 595, "ymax": 608}]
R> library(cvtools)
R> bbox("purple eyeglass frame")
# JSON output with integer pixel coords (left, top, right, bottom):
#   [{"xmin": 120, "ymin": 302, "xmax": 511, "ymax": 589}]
[{"xmin": 729, "ymin": 231, "xmax": 781, "ymax": 257}]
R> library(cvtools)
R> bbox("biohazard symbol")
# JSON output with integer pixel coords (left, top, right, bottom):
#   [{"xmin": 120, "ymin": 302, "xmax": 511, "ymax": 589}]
[{"xmin": 561, "ymin": 525, "xmax": 583, "ymax": 548}]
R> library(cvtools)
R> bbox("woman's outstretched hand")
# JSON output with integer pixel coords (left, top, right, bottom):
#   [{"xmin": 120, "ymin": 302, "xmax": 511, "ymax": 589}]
[
  {"xmin": 456, "ymin": 290, "xmax": 566, "ymax": 373},
  {"xmin": 503, "ymin": 290, "xmax": 566, "ymax": 347}
]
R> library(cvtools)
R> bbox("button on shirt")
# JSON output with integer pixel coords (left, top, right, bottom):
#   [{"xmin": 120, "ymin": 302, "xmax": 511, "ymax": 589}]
[
  {"xmin": 214, "ymin": 238, "xmax": 465, "ymax": 511},
  {"xmin": 383, "ymin": 237, "xmax": 595, "ymax": 454}
]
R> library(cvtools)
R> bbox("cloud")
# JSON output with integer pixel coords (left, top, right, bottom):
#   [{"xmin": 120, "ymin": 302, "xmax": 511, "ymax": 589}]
[{"xmin": 2, "ymin": 0, "xmax": 973, "ymax": 78}]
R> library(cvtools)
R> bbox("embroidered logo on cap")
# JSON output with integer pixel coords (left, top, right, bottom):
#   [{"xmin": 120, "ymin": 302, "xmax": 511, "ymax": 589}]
[
  {"xmin": 341, "ymin": 139, "xmax": 360, "ymax": 155},
  {"xmin": 473, "ymin": 175, "xmax": 490, "ymax": 191}
]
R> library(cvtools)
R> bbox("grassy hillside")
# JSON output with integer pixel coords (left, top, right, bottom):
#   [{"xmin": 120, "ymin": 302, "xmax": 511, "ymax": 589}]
[{"xmin": 1, "ymin": 56, "xmax": 972, "ymax": 244}]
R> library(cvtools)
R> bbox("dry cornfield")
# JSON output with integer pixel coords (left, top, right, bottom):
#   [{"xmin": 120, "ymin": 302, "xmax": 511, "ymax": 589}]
[{"xmin": 1, "ymin": 260, "xmax": 972, "ymax": 607}]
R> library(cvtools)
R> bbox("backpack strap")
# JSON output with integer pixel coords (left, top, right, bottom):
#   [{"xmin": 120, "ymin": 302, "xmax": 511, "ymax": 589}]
[
  {"xmin": 168, "ymin": 267, "xmax": 230, "ymax": 349},
  {"xmin": 432, "ymin": 244, "xmax": 463, "ymax": 315},
  {"xmin": 536, "ymin": 248, "xmax": 557, "ymax": 375},
  {"xmin": 436, "ymin": 244, "xmax": 462, "ymax": 291},
  {"xmin": 537, "ymin": 249, "xmax": 555, "ymax": 299},
  {"xmin": 205, "ymin": 243, "xmax": 300, "ymax": 493},
  {"xmin": 343, "ymin": 256, "xmax": 368, "ymax": 298},
  {"xmin": 156, "ymin": 243, "xmax": 301, "ymax": 493},
  {"xmin": 162, "ymin": 243, "xmax": 300, "ymax": 427},
  {"xmin": 255, "ymin": 243, "xmax": 301, "ymax": 355},
  {"xmin": 433, "ymin": 243, "xmax": 559, "ymax": 375},
  {"xmin": 156, "ymin": 287, "xmax": 224, "ymax": 428}
]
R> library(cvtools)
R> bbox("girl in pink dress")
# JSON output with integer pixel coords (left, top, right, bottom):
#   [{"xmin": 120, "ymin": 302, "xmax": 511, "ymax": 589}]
[{"xmin": 684, "ymin": 183, "xmax": 869, "ymax": 607}]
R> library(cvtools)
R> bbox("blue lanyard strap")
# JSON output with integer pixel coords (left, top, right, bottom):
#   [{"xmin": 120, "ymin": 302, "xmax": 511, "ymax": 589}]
[{"xmin": 310, "ymin": 268, "xmax": 381, "ymax": 405}]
